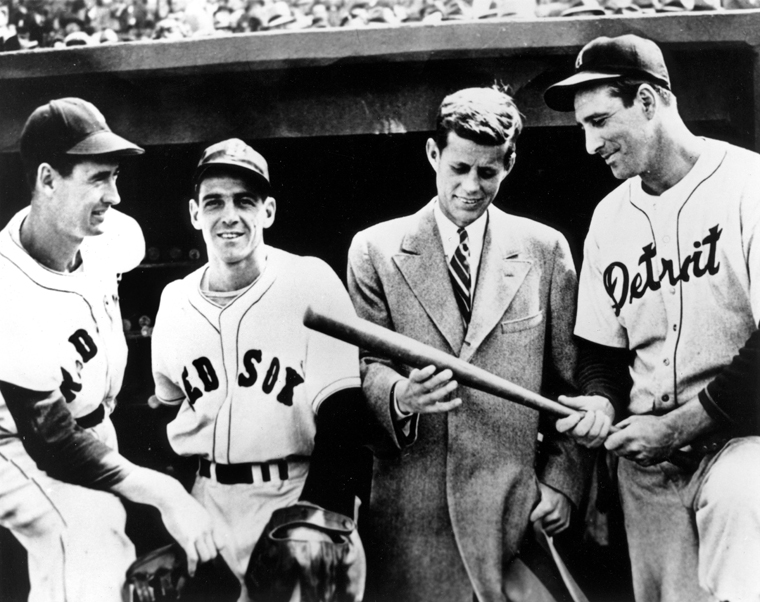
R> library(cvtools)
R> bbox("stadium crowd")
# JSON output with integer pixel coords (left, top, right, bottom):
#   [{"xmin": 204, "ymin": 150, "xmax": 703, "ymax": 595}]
[{"xmin": 0, "ymin": 0, "xmax": 757, "ymax": 52}]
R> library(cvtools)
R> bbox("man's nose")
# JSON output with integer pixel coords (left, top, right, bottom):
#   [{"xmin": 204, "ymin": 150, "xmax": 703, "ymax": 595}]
[
  {"xmin": 103, "ymin": 178, "xmax": 121, "ymax": 206},
  {"xmin": 584, "ymin": 128, "xmax": 604, "ymax": 156},
  {"xmin": 461, "ymin": 169, "xmax": 480, "ymax": 192},
  {"xmin": 221, "ymin": 202, "xmax": 240, "ymax": 223}
]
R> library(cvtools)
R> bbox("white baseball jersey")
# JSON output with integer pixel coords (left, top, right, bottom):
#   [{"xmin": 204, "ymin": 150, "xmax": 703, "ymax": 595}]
[
  {"xmin": 0, "ymin": 207, "xmax": 145, "ymax": 441},
  {"xmin": 576, "ymin": 139, "xmax": 760, "ymax": 415},
  {"xmin": 0, "ymin": 206, "xmax": 144, "ymax": 602},
  {"xmin": 151, "ymin": 246, "xmax": 360, "ymax": 464}
]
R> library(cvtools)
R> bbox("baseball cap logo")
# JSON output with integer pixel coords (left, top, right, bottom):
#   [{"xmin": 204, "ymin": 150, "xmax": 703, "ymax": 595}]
[{"xmin": 575, "ymin": 50, "xmax": 584, "ymax": 70}]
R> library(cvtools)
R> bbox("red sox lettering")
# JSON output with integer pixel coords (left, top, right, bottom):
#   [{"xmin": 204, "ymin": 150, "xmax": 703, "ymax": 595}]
[
  {"xmin": 181, "ymin": 351, "xmax": 305, "ymax": 408},
  {"xmin": 603, "ymin": 225, "xmax": 722, "ymax": 316},
  {"xmin": 60, "ymin": 328, "xmax": 98, "ymax": 403}
]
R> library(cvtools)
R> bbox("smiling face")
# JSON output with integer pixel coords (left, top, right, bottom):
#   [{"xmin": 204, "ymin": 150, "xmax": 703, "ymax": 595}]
[
  {"xmin": 52, "ymin": 157, "xmax": 122, "ymax": 241},
  {"xmin": 574, "ymin": 84, "xmax": 655, "ymax": 181},
  {"xmin": 426, "ymin": 132, "xmax": 511, "ymax": 228},
  {"xmin": 190, "ymin": 171, "xmax": 275, "ymax": 277}
]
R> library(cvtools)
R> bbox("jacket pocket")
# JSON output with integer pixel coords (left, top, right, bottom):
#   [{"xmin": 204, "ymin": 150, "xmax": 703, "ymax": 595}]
[{"xmin": 500, "ymin": 310, "xmax": 544, "ymax": 334}]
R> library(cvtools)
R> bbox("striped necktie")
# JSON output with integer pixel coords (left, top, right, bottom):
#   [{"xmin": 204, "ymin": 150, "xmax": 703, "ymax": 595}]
[{"xmin": 449, "ymin": 227, "xmax": 472, "ymax": 326}]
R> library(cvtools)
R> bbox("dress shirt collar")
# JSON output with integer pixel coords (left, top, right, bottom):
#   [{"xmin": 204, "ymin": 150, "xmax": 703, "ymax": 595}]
[
  {"xmin": 434, "ymin": 199, "xmax": 488, "ymax": 261},
  {"xmin": 433, "ymin": 199, "xmax": 488, "ymax": 293}
]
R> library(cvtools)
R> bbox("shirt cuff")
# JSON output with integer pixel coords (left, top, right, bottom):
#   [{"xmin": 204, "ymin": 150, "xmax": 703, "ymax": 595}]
[{"xmin": 390, "ymin": 382, "xmax": 417, "ymax": 443}]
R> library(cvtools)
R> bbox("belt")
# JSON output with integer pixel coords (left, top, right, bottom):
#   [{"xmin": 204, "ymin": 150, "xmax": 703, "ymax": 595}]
[
  {"xmin": 76, "ymin": 404, "xmax": 106, "ymax": 429},
  {"xmin": 199, "ymin": 458, "xmax": 291, "ymax": 485}
]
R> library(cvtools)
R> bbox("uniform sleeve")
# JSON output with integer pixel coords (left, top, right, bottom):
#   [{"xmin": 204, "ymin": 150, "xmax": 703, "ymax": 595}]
[
  {"xmin": 0, "ymin": 287, "xmax": 67, "ymax": 392},
  {"xmin": 347, "ymin": 232, "xmax": 412, "ymax": 452},
  {"xmin": 741, "ymin": 158, "xmax": 760, "ymax": 323},
  {"xmin": 698, "ymin": 164, "xmax": 760, "ymax": 433},
  {"xmin": 698, "ymin": 326, "xmax": 760, "ymax": 433},
  {"xmin": 0, "ymin": 381, "xmax": 136, "ymax": 489},
  {"xmin": 303, "ymin": 261, "xmax": 361, "ymax": 413},
  {"xmin": 151, "ymin": 285, "xmax": 187, "ymax": 406},
  {"xmin": 298, "ymin": 387, "xmax": 372, "ymax": 517},
  {"xmin": 536, "ymin": 235, "xmax": 594, "ymax": 508},
  {"xmin": 575, "ymin": 222, "xmax": 629, "ymax": 349},
  {"xmin": 575, "ymin": 337, "xmax": 633, "ymax": 419}
]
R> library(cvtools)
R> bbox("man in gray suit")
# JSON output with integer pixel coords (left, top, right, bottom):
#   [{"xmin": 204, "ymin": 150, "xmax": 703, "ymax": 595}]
[{"xmin": 347, "ymin": 86, "xmax": 590, "ymax": 602}]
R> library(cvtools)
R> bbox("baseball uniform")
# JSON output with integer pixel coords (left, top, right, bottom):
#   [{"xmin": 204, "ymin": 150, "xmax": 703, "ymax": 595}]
[
  {"xmin": 151, "ymin": 245, "xmax": 360, "ymax": 598},
  {"xmin": 0, "ymin": 206, "xmax": 144, "ymax": 602},
  {"xmin": 576, "ymin": 138, "xmax": 760, "ymax": 602}
]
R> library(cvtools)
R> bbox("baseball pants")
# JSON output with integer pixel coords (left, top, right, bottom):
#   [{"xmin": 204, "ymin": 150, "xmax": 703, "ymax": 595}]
[
  {"xmin": 618, "ymin": 436, "xmax": 760, "ymax": 602},
  {"xmin": 0, "ymin": 428, "xmax": 134, "ymax": 602},
  {"xmin": 191, "ymin": 458, "xmax": 309, "ymax": 602}
]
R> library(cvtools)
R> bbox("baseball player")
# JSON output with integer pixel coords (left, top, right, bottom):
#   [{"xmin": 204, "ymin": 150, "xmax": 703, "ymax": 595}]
[
  {"xmin": 150, "ymin": 138, "xmax": 365, "ymax": 602},
  {"xmin": 544, "ymin": 35, "xmax": 760, "ymax": 602},
  {"xmin": 0, "ymin": 98, "xmax": 220, "ymax": 602}
]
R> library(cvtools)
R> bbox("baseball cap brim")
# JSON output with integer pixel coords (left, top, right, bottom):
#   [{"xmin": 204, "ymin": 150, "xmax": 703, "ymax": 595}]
[
  {"xmin": 544, "ymin": 71, "xmax": 623, "ymax": 112},
  {"xmin": 66, "ymin": 130, "xmax": 144, "ymax": 156},
  {"xmin": 194, "ymin": 161, "xmax": 272, "ymax": 196}
]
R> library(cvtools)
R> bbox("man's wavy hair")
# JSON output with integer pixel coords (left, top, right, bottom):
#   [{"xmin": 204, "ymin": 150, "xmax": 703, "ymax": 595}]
[{"xmin": 433, "ymin": 85, "xmax": 524, "ymax": 166}]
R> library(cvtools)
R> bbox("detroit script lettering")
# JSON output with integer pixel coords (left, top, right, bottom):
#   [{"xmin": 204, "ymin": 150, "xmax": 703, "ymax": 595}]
[{"xmin": 603, "ymin": 225, "xmax": 722, "ymax": 316}]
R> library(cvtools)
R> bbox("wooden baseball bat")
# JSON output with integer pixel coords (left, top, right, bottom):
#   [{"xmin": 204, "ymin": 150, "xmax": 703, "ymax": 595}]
[
  {"xmin": 303, "ymin": 307, "xmax": 704, "ymax": 467},
  {"xmin": 303, "ymin": 306, "xmax": 578, "ymax": 419}
]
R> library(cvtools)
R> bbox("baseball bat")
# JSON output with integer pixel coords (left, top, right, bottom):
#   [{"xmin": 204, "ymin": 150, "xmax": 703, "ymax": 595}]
[
  {"xmin": 303, "ymin": 307, "xmax": 704, "ymax": 467},
  {"xmin": 303, "ymin": 306, "xmax": 578, "ymax": 419}
]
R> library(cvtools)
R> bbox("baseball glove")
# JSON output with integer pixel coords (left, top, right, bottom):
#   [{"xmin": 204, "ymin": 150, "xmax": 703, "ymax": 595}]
[
  {"xmin": 245, "ymin": 503, "xmax": 366, "ymax": 602},
  {"xmin": 127, "ymin": 543, "xmax": 240, "ymax": 602}
]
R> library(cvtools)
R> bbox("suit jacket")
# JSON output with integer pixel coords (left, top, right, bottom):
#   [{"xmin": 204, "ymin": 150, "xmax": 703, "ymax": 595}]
[{"xmin": 347, "ymin": 200, "xmax": 589, "ymax": 602}]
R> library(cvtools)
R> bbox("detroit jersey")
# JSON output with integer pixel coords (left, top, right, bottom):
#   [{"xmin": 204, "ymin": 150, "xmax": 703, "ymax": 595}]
[
  {"xmin": 151, "ymin": 246, "xmax": 360, "ymax": 464},
  {"xmin": 0, "ymin": 207, "xmax": 144, "ymax": 440},
  {"xmin": 576, "ymin": 139, "xmax": 760, "ymax": 415}
]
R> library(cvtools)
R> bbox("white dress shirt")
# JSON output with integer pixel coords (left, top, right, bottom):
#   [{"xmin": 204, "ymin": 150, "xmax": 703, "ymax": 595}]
[{"xmin": 433, "ymin": 198, "xmax": 488, "ymax": 298}]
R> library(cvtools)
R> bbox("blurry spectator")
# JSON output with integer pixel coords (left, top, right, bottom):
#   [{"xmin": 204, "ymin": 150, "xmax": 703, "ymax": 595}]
[
  {"xmin": 182, "ymin": 0, "xmax": 215, "ymax": 34},
  {"xmin": 212, "ymin": 3, "xmax": 233, "ymax": 28},
  {"xmin": 63, "ymin": 27, "xmax": 89, "ymax": 41},
  {"xmin": 0, "ymin": 1, "xmax": 21, "ymax": 51},
  {"xmin": 95, "ymin": 24, "xmax": 118, "ymax": 39},
  {"xmin": 0, "ymin": 0, "xmax": 739, "ymax": 50},
  {"xmin": 152, "ymin": 14, "xmax": 187, "ymax": 36},
  {"xmin": 89, "ymin": 0, "xmax": 120, "ymax": 31},
  {"xmin": 14, "ymin": 14, "xmax": 40, "ymax": 47},
  {"xmin": 265, "ymin": 0, "xmax": 297, "ymax": 27}
]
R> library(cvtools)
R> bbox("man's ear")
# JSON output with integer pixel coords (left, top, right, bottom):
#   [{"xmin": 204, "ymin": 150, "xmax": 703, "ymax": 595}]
[
  {"xmin": 425, "ymin": 138, "xmax": 440, "ymax": 172},
  {"xmin": 637, "ymin": 84, "xmax": 657, "ymax": 118},
  {"xmin": 505, "ymin": 151, "xmax": 516, "ymax": 176},
  {"xmin": 189, "ymin": 198, "xmax": 201, "ymax": 230},
  {"xmin": 37, "ymin": 163, "xmax": 56, "ymax": 196},
  {"xmin": 262, "ymin": 197, "xmax": 276, "ymax": 229}
]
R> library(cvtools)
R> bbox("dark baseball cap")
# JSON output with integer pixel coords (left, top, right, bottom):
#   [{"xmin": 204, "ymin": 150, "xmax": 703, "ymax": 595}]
[
  {"xmin": 193, "ymin": 138, "xmax": 271, "ymax": 196},
  {"xmin": 544, "ymin": 35, "xmax": 671, "ymax": 112},
  {"xmin": 20, "ymin": 97, "xmax": 144, "ymax": 170}
]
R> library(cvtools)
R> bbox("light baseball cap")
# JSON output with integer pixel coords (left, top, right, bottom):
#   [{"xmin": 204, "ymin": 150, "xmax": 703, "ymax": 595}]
[
  {"xmin": 193, "ymin": 138, "xmax": 272, "ymax": 196},
  {"xmin": 544, "ymin": 35, "xmax": 671, "ymax": 112},
  {"xmin": 20, "ymin": 97, "xmax": 144, "ymax": 170}
]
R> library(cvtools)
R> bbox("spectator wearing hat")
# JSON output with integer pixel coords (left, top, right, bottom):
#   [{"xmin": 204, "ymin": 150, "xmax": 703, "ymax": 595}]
[
  {"xmin": 545, "ymin": 34, "xmax": 760, "ymax": 602},
  {"xmin": 0, "ymin": 97, "xmax": 223, "ymax": 602}
]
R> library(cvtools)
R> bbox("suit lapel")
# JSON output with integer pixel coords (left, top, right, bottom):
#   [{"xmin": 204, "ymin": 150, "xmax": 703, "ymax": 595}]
[
  {"xmin": 461, "ymin": 210, "xmax": 531, "ymax": 363},
  {"xmin": 393, "ymin": 202, "xmax": 465, "ymax": 354}
]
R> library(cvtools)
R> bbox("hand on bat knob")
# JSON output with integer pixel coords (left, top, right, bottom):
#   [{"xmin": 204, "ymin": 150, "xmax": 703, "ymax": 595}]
[{"xmin": 395, "ymin": 365, "xmax": 462, "ymax": 414}]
